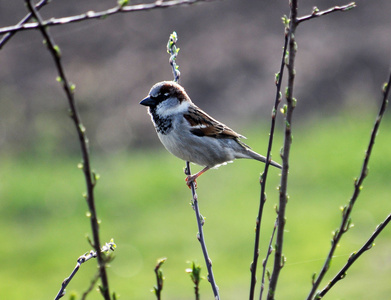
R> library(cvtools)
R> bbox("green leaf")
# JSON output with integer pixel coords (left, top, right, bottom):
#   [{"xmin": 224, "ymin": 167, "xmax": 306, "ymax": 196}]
[
  {"xmin": 70, "ymin": 83, "xmax": 76, "ymax": 93},
  {"xmin": 281, "ymin": 15, "xmax": 290, "ymax": 27},
  {"xmin": 382, "ymin": 82, "xmax": 388, "ymax": 93},
  {"xmin": 118, "ymin": 0, "xmax": 129, "ymax": 7},
  {"xmin": 53, "ymin": 45, "xmax": 61, "ymax": 57}
]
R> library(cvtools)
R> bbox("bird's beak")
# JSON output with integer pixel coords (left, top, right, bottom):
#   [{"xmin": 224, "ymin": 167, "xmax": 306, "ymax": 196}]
[{"xmin": 139, "ymin": 96, "xmax": 156, "ymax": 107}]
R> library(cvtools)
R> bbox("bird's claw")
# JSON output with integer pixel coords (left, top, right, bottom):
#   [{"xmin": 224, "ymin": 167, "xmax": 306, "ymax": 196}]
[{"xmin": 185, "ymin": 175, "xmax": 197, "ymax": 189}]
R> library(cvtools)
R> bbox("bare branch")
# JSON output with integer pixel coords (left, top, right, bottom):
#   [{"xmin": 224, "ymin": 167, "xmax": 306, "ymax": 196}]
[
  {"xmin": 167, "ymin": 31, "xmax": 181, "ymax": 83},
  {"xmin": 186, "ymin": 261, "xmax": 202, "ymax": 300},
  {"xmin": 319, "ymin": 212, "xmax": 391, "ymax": 298},
  {"xmin": 0, "ymin": 0, "xmax": 215, "ymax": 36},
  {"xmin": 81, "ymin": 272, "xmax": 100, "ymax": 300},
  {"xmin": 54, "ymin": 241, "xmax": 116, "ymax": 300},
  {"xmin": 185, "ymin": 163, "xmax": 220, "ymax": 299},
  {"xmin": 153, "ymin": 258, "xmax": 167, "ymax": 300},
  {"xmin": 263, "ymin": 2, "xmax": 357, "ymax": 298},
  {"xmin": 25, "ymin": 1, "xmax": 113, "ymax": 299},
  {"xmin": 267, "ymin": 1, "xmax": 299, "ymax": 298},
  {"xmin": 249, "ymin": 15, "xmax": 288, "ymax": 300},
  {"xmin": 297, "ymin": 2, "xmax": 356, "ymax": 24},
  {"xmin": 307, "ymin": 70, "xmax": 391, "ymax": 300},
  {"xmin": 166, "ymin": 32, "xmax": 219, "ymax": 299},
  {"xmin": 259, "ymin": 218, "xmax": 278, "ymax": 299},
  {"xmin": 0, "ymin": 0, "xmax": 50, "ymax": 49}
]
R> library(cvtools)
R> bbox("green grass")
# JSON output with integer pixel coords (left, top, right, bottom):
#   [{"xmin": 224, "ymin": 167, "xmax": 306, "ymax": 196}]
[{"xmin": 0, "ymin": 111, "xmax": 390, "ymax": 299}]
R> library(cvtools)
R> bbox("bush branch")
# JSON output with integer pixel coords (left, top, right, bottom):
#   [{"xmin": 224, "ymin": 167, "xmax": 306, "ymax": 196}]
[
  {"xmin": 153, "ymin": 258, "xmax": 167, "ymax": 300},
  {"xmin": 25, "ymin": 1, "xmax": 112, "ymax": 299},
  {"xmin": 186, "ymin": 261, "xmax": 202, "ymax": 300},
  {"xmin": 263, "ymin": 2, "xmax": 356, "ymax": 299},
  {"xmin": 54, "ymin": 241, "xmax": 116, "ymax": 300},
  {"xmin": 0, "ymin": 0, "xmax": 215, "ymax": 36},
  {"xmin": 0, "ymin": 0, "xmax": 50, "ymax": 49},
  {"xmin": 266, "ymin": 1, "xmax": 299, "ymax": 298},
  {"xmin": 297, "ymin": 2, "xmax": 356, "ymax": 24},
  {"xmin": 249, "ymin": 17, "xmax": 288, "ymax": 300},
  {"xmin": 319, "ymin": 212, "xmax": 391, "ymax": 298},
  {"xmin": 307, "ymin": 70, "xmax": 391, "ymax": 300},
  {"xmin": 81, "ymin": 272, "xmax": 100, "ymax": 300},
  {"xmin": 167, "ymin": 32, "xmax": 181, "ymax": 82},
  {"xmin": 259, "ymin": 217, "xmax": 278, "ymax": 299},
  {"xmin": 166, "ymin": 32, "xmax": 219, "ymax": 299},
  {"xmin": 185, "ymin": 162, "xmax": 220, "ymax": 299}
]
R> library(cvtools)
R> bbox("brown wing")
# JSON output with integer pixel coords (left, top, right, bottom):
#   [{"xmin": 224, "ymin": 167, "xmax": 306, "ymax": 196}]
[{"xmin": 184, "ymin": 105, "xmax": 244, "ymax": 139}]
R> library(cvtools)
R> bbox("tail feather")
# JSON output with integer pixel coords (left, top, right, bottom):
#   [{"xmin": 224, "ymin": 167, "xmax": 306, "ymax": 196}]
[
  {"xmin": 233, "ymin": 138, "xmax": 282, "ymax": 169},
  {"xmin": 247, "ymin": 149, "xmax": 282, "ymax": 169}
]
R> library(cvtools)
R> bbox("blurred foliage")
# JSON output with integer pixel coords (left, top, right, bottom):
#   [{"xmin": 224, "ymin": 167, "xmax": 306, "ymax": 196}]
[
  {"xmin": 0, "ymin": 110, "xmax": 390, "ymax": 299},
  {"xmin": 0, "ymin": 0, "xmax": 391, "ymax": 153}
]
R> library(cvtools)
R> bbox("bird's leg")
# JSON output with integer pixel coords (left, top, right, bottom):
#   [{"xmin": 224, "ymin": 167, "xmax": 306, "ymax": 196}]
[{"xmin": 185, "ymin": 166, "xmax": 210, "ymax": 188}]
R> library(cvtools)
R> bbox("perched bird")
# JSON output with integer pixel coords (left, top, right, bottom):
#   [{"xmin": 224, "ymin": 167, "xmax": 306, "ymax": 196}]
[{"xmin": 140, "ymin": 81, "xmax": 281, "ymax": 187}]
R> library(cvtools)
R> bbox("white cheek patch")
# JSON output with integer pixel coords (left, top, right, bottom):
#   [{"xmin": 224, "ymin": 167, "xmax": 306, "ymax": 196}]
[{"xmin": 156, "ymin": 98, "xmax": 190, "ymax": 117}]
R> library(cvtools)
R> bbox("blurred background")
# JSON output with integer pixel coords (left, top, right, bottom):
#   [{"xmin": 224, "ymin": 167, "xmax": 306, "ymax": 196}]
[{"xmin": 0, "ymin": 0, "xmax": 390, "ymax": 299}]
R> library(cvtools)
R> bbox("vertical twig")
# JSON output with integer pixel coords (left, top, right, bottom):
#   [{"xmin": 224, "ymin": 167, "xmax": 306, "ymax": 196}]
[
  {"xmin": 250, "ymin": 3, "xmax": 357, "ymax": 299},
  {"xmin": 186, "ymin": 261, "xmax": 202, "ymax": 300},
  {"xmin": 167, "ymin": 31, "xmax": 181, "ymax": 82},
  {"xmin": 259, "ymin": 218, "xmax": 278, "ymax": 299},
  {"xmin": 307, "ymin": 70, "xmax": 391, "ymax": 300},
  {"xmin": 25, "ymin": 1, "xmax": 111, "ymax": 299},
  {"xmin": 153, "ymin": 258, "xmax": 167, "ymax": 300},
  {"xmin": 166, "ymin": 31, "xmax": 219, "ymax": 299},
  {"xmin": 249, "ymin": 18, "xmax": 289, "ymax": 300},
  {"xmin": 185, "ymin": 162, "xmax": 220, "ymax": 300},
  {"xmin": 267, "ymin": 1, "xmax": 299, "ymax": 298},
  {"xmin": 81, "ymin": 272, "xmax": 100, "ymax": 300}
]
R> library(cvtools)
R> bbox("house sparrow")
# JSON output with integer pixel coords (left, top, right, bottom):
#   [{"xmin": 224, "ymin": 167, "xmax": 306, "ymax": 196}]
[{"xmin": 140, "ymin": 81, "xmax": 281, "ymax": 187}]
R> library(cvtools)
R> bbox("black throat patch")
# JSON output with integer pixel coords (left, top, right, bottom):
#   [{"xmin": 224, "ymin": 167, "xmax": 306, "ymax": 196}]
[{"xmin": 149, "ymin": 107, "xmax": 173, "ymax": 135}]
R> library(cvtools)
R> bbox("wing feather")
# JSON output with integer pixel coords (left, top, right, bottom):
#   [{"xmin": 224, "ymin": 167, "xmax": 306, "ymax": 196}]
[{"xmin": 184, "ymin": 105, "xmax": 244, "ymax": 139}]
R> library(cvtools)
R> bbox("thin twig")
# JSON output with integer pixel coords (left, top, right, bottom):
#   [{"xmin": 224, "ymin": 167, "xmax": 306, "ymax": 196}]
[
  {"xmin": 167, "ymin": 31, "xmax": 181, "ymax": 82},
  {"xmin": 249, "ymin": 16, "xmax": 289, "ymax": 300},
  {"xmin": 55, "ymin": 251, "xmax": 96, "ymax": 300},
  {"xmin": 297, "ymin": 2, "xmax": 356, "ymax": 24},
  {"xmin": 54, "ymin": 241, "xmax": 116, "ymax": 300},
  {"xmin": 259, "ymin": 217, "xmax": 278, "ymax": 300},
  {"xmin": 307, "ymin": 69, "xmax": 391, "ymax": 300},
  {"xmin": 25, "ymin": 1, "xmax": 112, "ymax": 299},
  {"xmin": 185, "ymin": 162, "xmax": 220, "ymax": 300},
  {"xmin": 81, "ymin": 271, "xmax": 100, "ymax": 300},
  {"xmin": 319, "ymin": 212, "xmax": 391, "ymax": 298},
  {"xmin": 166, "ymin": 32, "xmax": 219, "ymax": 299},
  {"xmin": 186, "ymin": 261, "xmax": 202, "ymax": 300},
  {"xmin": 266, "ymin": 1, "xmax": 299, "ymax": 298},
  {"xmin": 0, "ymin": 0, "xmax": 50, "ymax": 49},
  {"xmin": 153, "ymin": 258, "xmax": 167, "ymax": 300},
  {"xmin": 0, "ymin": 0, "xmax": 215, "ymax": 36},
  {"xmin": 263, "ymin": 2, "xmax": 356, "ymax": 298}
]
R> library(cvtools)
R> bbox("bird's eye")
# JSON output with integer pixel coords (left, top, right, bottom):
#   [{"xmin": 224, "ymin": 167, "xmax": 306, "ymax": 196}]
[
  {"xmin": 150, "ymin": 92, "xmax": 170, "ymax": 101},
  {"xmin": 150, "ymin": 93, "xmax": 160, "ymax": 100}
]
